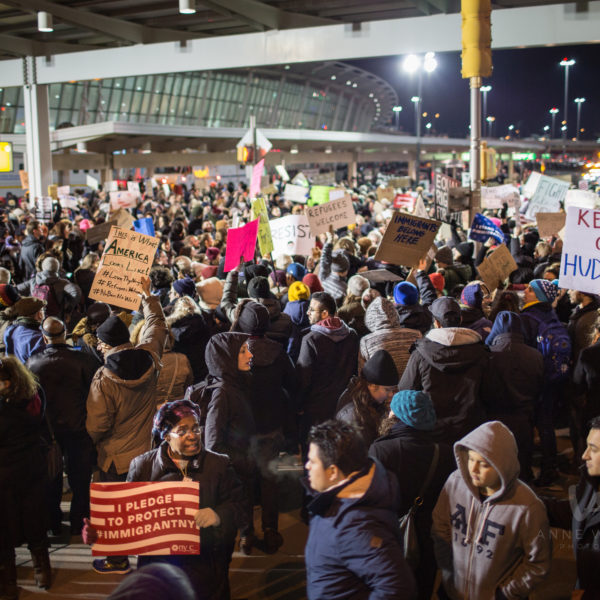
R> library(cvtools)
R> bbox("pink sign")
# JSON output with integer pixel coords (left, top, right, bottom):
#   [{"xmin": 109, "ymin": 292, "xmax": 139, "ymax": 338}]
[
  {"xmin": 224, "ymin": 219, "xmax": 259, "ymax": 272},
  {"xmin": 393, "ymin": 193, "xmax": 415, "ymax": 211},
  {"xmin": 250, "ymin": 159, "xmax": 264, "ymax": 198}
]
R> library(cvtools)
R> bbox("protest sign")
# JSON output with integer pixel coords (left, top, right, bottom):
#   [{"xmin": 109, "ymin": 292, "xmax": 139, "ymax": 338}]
[
  {"xmin": 360, "ymin": 269, "xmax": 403, "ymax": 283},
  {"xmin": 389, "ymin": 177, "xmax": 411, "ymax": 189},
  {"xmin": 35, "ymin": 197, "xmax": 53, "ymax": 223},
  {"xmin": 19, "ymin": 170, "xmax": 29, "ymax": 190},
  {"xmin": 270, "ymin": 214, "xmax": 315, "ymax": 257},
  {"xmin": 376, "ymin": 187, "xmax": 395, "ymax": 202},
  {"xmin": 261, "ymin": 184, "xmax": 278, "ymax": 196},
  {"xmin": 89, "ymin": 227, "xmax": 160, "ymax": 310},
  {"xmin": 90, "ymin": 481, "xmax": 200, "ymax": 557},
  {"xmin": 86, "ymin": 174, "xmax": 99, "ymax": 190},
  {"xmin": 481, "ymin": 185, "xmax": 521, "ymax": 209},
  {"xmin": 413, "ymin": 195, "xmax": 428, "ymax": 218},
  {"xmin": 469, "ymin": 213, "xmax": 505, "ymax": 244},
  {"xmin": 565, "ymin": 189, "xmax": 599, "ymax": 210},
  {"xmin": 374, "ymin": 212, "xmax": 441, "ymax": 268},
  {"xmin": 112, "ymin": 208, "xmax": 136, "ymax": 230},
  {"xmin": 275, "ymin": 164, "xmax": 290, "ymax": 182},
  {"xmin": 250, "ymin": 159, "xmax": 264, "ymax": 198},
  {"xmin": 393, "ymin": 194, "xmax": 415, "ymax": 211},
  {"xmin": 105, "ymin": 180, "xmax": 119, "ymax": 192},
  {"xmin": 57, "ymin": 185, "xmax": 70, "ymax": 198},
  {"xmin": 308, "ymin": 185, "xmax": 334, "ymax": 206},
  {"xmin": 305, "ymin": 195, "xmax": 356, "ymax": 236},
  {"xmin": 536, "ymin": 212, "xmax": 566, "ymax": 238},
  {"xmin": 59, "ymin": 195, "xmax": 79, "ymax": 209},
  {"xmin": 127, "ymin": 181, "xmax": 141, "ymax": 197},
  {"xmin": 329, "ymin": 189, "xmax": 345, "ymax": 202},
  {"xmin": 434, "ymin": 173, "xmax": 460, "ymax": 221},
  {"xmin": 559, "ymin": 207, "xmax": 600, "ymax": 295},
  {"xmin": 284, "ymin": 183, "xmax": 308, "ymax": 204},
  {"xmin": 86, "ymin": 220, "xmax": 116, "ymax": 245},
  {"xmin": 133, "ymin": 217, "xmax": 155, "ymax": 238},
  {"xmin": 522, "ymin": 171, "xmax": 541, "ymax": 198},
  {"xmin": 525, "ymin": 174, "xmax": 570, "ymax": 218},
  {"xmin": 312, "ymin": 172, "xmax": 336, "ymax": 186},
  {"xmin": 251, "ymin": 198, "xmax": 274, "ymax": 256},
  {"xmin": 110, "ymin": 191, "xmax": 138, "ymax": 210},
  {"xmin": 48, "ymin": 184, "xmax": 58, "ymax": 200},
  {"xmin": 476, "ymin": 245, "xmax": 518, "ymax": 291},
  {"xmin": 292, "ymin": 172, "xmax": 309, "ymax": 187},
  {"xmin": 224, "ymin": 219, "xmax": 259, "ymax": 272}
]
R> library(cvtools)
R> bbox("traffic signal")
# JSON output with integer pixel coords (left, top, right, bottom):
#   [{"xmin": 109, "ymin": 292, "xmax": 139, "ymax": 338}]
[
  {"xmin": 461, "ymin": 0, "xmax": 492, "ymax": 79},
  {"xmin": 480, "ymin": 142, "xmax": 497, "ymax": 180},
  {"xmin": 237, "ymin": 145, "xmax": 254, "ymax": 164}
]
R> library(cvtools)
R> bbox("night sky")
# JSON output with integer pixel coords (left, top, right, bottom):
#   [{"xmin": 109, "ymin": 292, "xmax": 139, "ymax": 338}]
[{"xmin": 347, "ymin": 43, "xmax": 599, "ymax": 141}]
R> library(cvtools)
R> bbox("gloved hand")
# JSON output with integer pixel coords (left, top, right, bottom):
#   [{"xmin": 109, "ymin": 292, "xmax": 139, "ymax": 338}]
[
  {"xmin": 82, "ymin": 518, "xmax": 98, "ymax": 545},
  {"xmin": 193, "ymin": 508, "xmax": 221, "ymax": 528}
]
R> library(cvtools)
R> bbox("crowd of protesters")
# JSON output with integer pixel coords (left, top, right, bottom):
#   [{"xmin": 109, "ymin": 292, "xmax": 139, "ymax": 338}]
[{"xmin": 0, "ymin": 173, "xmax": 600, "ymax": 600}]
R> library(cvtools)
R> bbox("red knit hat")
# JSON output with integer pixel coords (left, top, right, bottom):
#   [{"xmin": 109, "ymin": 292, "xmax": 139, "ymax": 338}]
[
  {"xmin": 302, "ymin": 273, "xmax": 323, "ymax": 294},
  {"xmin": 428, "ymin": 272, "xmax": 445, "ymax": 293}
]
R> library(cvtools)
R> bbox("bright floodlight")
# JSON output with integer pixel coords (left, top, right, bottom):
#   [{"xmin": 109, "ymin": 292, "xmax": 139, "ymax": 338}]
[
  {"xmin": 486, "ymin": 116, "xmax": 495, "ymax": 122},
  {"xmin": 403, "ymin": 54, "xmax": 421, "ymax": 73},
  {"xmin": 549, "ymin": 108, "xmax": 559, "ymax": 114},
  {"xmin": 425, "ymin": 122, "xmax": 432, "ymax": 129},
  {"xmin": 392, "ymin": 106, "xmax": 403, "ymax": 112},
  {"xmin": 560, "ymin": 58, "xmax": 575, "ymax": 66},
  {"xmin": 411, "ymin": 96, "xmax": 420, "ymax": 103},
  {"xmin": 561, "ymin": 125, "xmax": 567, "ymax": 130},
  {"xmin": 575, "ymin": 97, "xmax": 586, "ymax": 104},
  {"xmin": 423, "ymin": 52, "xmax": 437, "ymax": 73},
  {"xmin": 543, "ymin": 125, "xmax": 550, "ymax": 131},
  {"xmin": 508, "ymin": 125, "xmax": 514, "ymax": 130},
  {"xmin": 480, "ymin": 85, "xmax": 492, "ymax": 93}
]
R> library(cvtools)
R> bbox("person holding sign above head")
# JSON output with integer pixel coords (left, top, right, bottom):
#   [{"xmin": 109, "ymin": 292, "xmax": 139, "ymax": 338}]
[{"xmin": 319, "ymin": 230, "xmax": 350, "ymax": 307}]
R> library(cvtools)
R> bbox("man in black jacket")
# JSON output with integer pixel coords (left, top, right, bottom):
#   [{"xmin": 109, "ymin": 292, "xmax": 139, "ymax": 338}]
[
  {"xmin": 18, "ymin": 220, "xmax": 45, "ymax": 280},
  {"xmin": 27, "ymin": 316, "xmax": 100, "ymax": 536}
]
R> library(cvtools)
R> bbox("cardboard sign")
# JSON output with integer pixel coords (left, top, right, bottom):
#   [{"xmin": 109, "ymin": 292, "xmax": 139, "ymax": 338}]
[
  {"xmin": 376, "ymin": 187, "xmax": 395, "ymax": 202},
  {"xmin": 90, "ymin": 481, "xmax": 200, "ymax": 557},
  {"xmin": 19, "ymin": 170, "xmax": 29, "ymax": 190},
  {"xmin": 224, "ymin": 219, "xmax": 259, "ymax": 272},
  {"xmin": 111, "ymin": 208, "xmax": 136, "ymax": 230},
  {"xmin": 86, "ymin": 220, "xmax": 116, "ymax": 245},
  {"xmin": 374, "ymin": 212, "xmax": 441, "ymax": 268},
  {"xmin": 270, "ymin": 214, "xmax": 315, "ymax": 257},
  {"xmin": 308, "ymin": 185, "xmax": 334, "ymax": 206},
  {"xmin": 110, "ymin": 191, "xmax": 138, "ymax": 210},
  {"xmin": 389, "ymin": 177, "xmax": 411, "ymax": 189},
  {"xmin": 393, "ymin": 194, "xmax": 415, "ymax": 211},
  {"xmin": 559, "ymin": 207, "xmax": 600, "ymax": 295},
  {"xmin": 481, "ymin": 185, "xmax": 521, "ymax": 209},
  {"xmin": 476, "ymin": 245, "xmax": 518, "ymax": 291},
  {"xmin": 312, "ymin": 171, "xmax": 336, "ymax": 186},
  {"xmin": 284, "ymin": 183, "xmax": 308, "ymax": 204},
  {"xmin": 250, "ymin": 159, "xmax": 264, "ymax": 198},
  {"xmin": 89, "ymin": 227, "xmax": 160, "ymax": 310},
  {"xmin": 48, "ymin": 184, "xmax": 58, "ymax": 200},
  {"xmin": 536, "ymin": 212, "xmax": 566, "ymax": 238},
  {"xmin": 565, "ymin": 189, "xmax": 599, "ymax": 210},
  {"xmin": 360, "ymin": 269, "xmax": 403, "ymax": 283},
  {"xmin": 434, "ymin": 173, "xmax": 460, "ymax": 221},
  {"xmin": 251, "ymin": 198, "xmax": 274, "ymax": 256},
  {"xmin": 525, "ymin": 174, "xmax": 570, "ymax": 218},
  {"xmin": 305, "ymin": 195, "xmax": 356, "ymax": 236}
]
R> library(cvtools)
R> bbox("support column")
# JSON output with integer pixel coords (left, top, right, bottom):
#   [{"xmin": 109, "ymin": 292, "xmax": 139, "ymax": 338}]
[
  {"xmin": 508, "ymin": 156, "xmax": 515, "ymax": 182},
  {"xmin": 408, "ymin": 156, "xmax": 417, "ymax": 183},
  {"xmin": 57, "ymin": 148, "xmax": 70, "ymax": 186},
  {"xmin": 469, "ymin": 76, "xmax": 482, "ymax": 223},
  {"xmin": 348, "ymin": 153, "xmax": 358, "ymax": 186},
  {"xmin": 23, "ymin": 57, "xmax": 52, "ymax": 201},
  {"xmin": 101, "ymin": 155, "xmax": 114, "ymax": 183}
]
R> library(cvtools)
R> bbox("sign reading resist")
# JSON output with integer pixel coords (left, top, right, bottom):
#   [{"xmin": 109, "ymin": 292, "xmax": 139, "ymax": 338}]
[{"xmin": 305, "ymin": 195, "xmax": 355, "ymax": 236}]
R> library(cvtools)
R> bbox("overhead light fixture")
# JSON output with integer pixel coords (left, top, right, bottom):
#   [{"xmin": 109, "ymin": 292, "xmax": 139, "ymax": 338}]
[
  {"xmin": 290, "ymin": 145, "xmax": 299, "ymax": 154},
  {"xmin": 325, "ymin": 146, "xmax": 332, "ymax": 154},
  {"xmin": 38, "ymin": 11, "xmax": 53, "ymax": 32},
  {"xmin": 179, "ymin": 0, "xmax": 196, "ymax": 14}
]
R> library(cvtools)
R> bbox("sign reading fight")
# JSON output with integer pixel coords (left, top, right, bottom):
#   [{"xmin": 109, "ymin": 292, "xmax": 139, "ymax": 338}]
[
  {"xmin": 525, "ymin": 174, "xmax": 569, "ymax": 218},
  {"xmin": 559, "ymin": 207, "xmax": 600, "ymax": 295},
  {"xmin": 90, "ymin": 482, "xmax": 200, "ymax": 557},
  {"xmin": 269, "ymin": 214, "xmax": 315, "ymax": 256},
  {"xmin": 305, "ymin": 195, "xmax": 355, "ymax": 236},
  {"xmin": 374, "ymin": 211, "xmax": 440, "ymax": 268},
  {"xmin": 89, "ymin": 227, "xmax": 160, "ymax": 310}
]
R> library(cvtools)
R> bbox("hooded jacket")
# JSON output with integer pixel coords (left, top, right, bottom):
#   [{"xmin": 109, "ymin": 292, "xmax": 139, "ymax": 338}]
[
  {"xmin": 19, "ymin": 234, "xmax": 44, "ymax": 279},
  {"xmin": 3, "ymin": 316, "xmax": 45, "ymax": 362},
  {"xmin": 399, "ymin": 327, "xmax": 489, "ymax": 444},
  {"xmin": 396, "ymin": 303, "xmax": 432, "ymax": 335},
  {"xmin": 432, "ymin": 421, "xmax": 551, "ymax": 600},
  {"xmin": 170, "ymin": 313, "xmax": 212, "ymax": 383},
  {"xmin": 85, "ymin": 295, "xmax": 167, "ymax": 474},
  {"xmin": 460, "ymin": 306, "xmax": 493, "ymax": 340},
  {"xmin": 360, "ymin": 297, "xmax": 421, "ymax": 378},
  {"xmin": 297, "ymin": 317, "xmax": 359, "ymax": 422},
  {"xmin": 305, "ymin": 458, "xmax": 416, "ymax": 600},
  {"xmin": 567, "ymin": 297, "xmax": 600, "ymax": 361},
  {"xmin": 284, "ymin": 299, "xmax": 309, "ymax": 361}
]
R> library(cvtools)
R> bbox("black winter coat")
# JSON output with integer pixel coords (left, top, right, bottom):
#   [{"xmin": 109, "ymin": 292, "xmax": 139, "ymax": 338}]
[
  {"xmin": 18, "ymin": 234, "xmax": 44, "ymax": 280},
  {"xmin": 171, "ymin": 313, "xmax": 212, "ymax": 383},
  {"xmin": 573, "ymin": 341, "xmax": 600, "ymax": 422}
]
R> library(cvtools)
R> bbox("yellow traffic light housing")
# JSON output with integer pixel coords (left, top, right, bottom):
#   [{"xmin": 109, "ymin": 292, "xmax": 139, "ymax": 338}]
[{"xmin": 461, "ymin": 0, "xmax": 493, "ymax": 79}]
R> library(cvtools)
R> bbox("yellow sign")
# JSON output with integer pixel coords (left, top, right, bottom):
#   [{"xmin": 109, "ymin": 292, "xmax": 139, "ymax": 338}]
[
  {"xmin": 193, "ymin": 167, "xmax": 209, "ymax": 179},
  {"xmin": 48, "ymin": 184, "xmax": 58, "ymax": 200},
  {"xmin": 251, "ymin": 198, "xmax": 274, "ymax": 256},
  {"xmin": 0, "ymin": 142, "xmax": 12, "ymax": 173}
]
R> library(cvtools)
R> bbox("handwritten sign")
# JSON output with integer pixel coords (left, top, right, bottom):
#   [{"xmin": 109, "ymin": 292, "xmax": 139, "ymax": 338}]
[
  {"xmin": 127, "ymin": 181, "xmax": 141, "ymax": 197},
  {"xmin": 525, "ymin": 174, "xmax": 570, "ymax": 218},
  {"xmin": 35, "ymin": 197, "xmax": 53, "ymax": 223},
  {"xmin": 90, "ymin": 481, "xmax": 200, "ymax": 556},
  {"xmin": 565, "ymin": 189, "xmax": 599, "ymax": 210},
  {"xmin": 284, "ymin": 183, "xmax": 308, "ymax": 204},
  {"xmin": 251, "ymin": 198, "xmax": 274, "ymax": 256},
  {"xmin": 19, "ymin": 170, "xmax": 29, "ymax": 190},
  {"xmin": 110, "ymin": 191, "xmax": 138, "ymax": 210},
  {"xmin": 312, "ymin": 171, "xmax": 336, "ymax": 186},
  {"xmin": 481, "ymin": 185, "xmax": 521, "ymax": 209},
  {"xmin": 374, "ymin": 212, "xmax": 441, "ymax": 268},
  {"xmin": 559, "ymin": 207, "xmax": 600, "ymax": 295},
  {"xmin": 305, "ymin": 195, "xmax": 356, "ymax": 236},
  {"xmin": 270, "ymin": 214, "xmax": 315, "ymax": 257},
  {"xmin": 434, "ymin": 173, "xmax": 460, "ymax": 221},
  {"xmin": 224, "ymin": 219, "xmax": 259, "ymax": 272},
  {"xmin": 89, "ymin": 227, "xmax": 160, "ymax": 310},
  {"xmin": 308, "ymin": 185, "xmax": 334, "ymax": 206},
  {"xmin": 376, "ymin": 187, "xmax": 395, "ymax": 202},
  {"xmin": 57, "ymin": 185, "xmax": 70, "ymax": 198},
  {"xmin": 477, "ymin": 245, "xmax": 518, "ymax": 291},
  {"xmin": 389, "ymin": 177, "xmax": 411, "ymax": 189},
  {"xmin": 393, "ymin": 194, "xmax": 415, "ymax": 211},
  {"xmin": 250, "ymin": 159, "xmax": 264, "ymax": 198},
  {"xmin": 536, "ymin": 212, "xmax": 566, "ymax": 238}
]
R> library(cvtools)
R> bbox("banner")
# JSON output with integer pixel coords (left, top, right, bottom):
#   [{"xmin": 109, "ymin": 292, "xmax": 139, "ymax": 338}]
[
  {"xmin": 559, "ymin": 207, "xmax": 600, "ymax": 295},
  {"xmin": 476, "ymin": 245, "xmax": 518, "ymax": 291},
  {"xmin": 224, "ymin": 219, "xmax": 259, "ymax": 272},
  {"xmin": 89, "ymin": 227, "xmax": 160, "ymax": 310},
  {"xmin": 283, "ymin": 183, "xmax": 308, "ymax": 204},
  {"xmin": 250, "ymin": 159, "xmax": 264, "ymax": 198},
  {"xmin": 251, "ymin": 198, "xmax": 274, "ymax": 256},
  {"xmin": 269, "ymin": 214, "xmax": 315, "ymax": 257},
  {"xmin": 536, "ymin": 212, "xmax": 566, "ymax": 238},
  {"xmin": 469, "ymin": 213, "xmax": 505, "ymax": 244},
  {"xmin": 374, "ymin": 212, "xmax": 441, "ymax": 268},
  {"xmin": 133, "ymin": 217, "xmax": 156, "ymax": 238},
  {"xmin": 481, "ymin": 185, "xmax": 521, "ymax": 209},
  {"xmin": 90, "ymin": 481, "xmax": 200, "ymax": 557},
  {"xmin": 525, "ymin": 174, "xmax": 570, "ymax": 218},
  {"xmin": 305, "ymin": 195, "xmax": 356, "ymax": 236},
  {"xmin": 308, "ymin": 185, "xmax": 334, "ymax": 206},
  {"xmin": 110, "ymin": 191, "xmax": 138, "ymax": 210}
]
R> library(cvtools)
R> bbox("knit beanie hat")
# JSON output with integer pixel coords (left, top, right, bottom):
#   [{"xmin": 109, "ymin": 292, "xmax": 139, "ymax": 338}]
[
  {"xmin": 87, "ymin": 302, "xmax": 111, "ymax": 326},
  {"xmin": 302, "ymin": 273, "xmax": 323, "ymax": 294},
  {"xmin": 347, "ymin": 274, "xmax": 370, "ymax": 298},
  {"xmin": 196, "ymin": 277, "xmax": 224, "ymax": 311},
  {"xmin": 97, "ymin": 315, "xmax": 130, "ymax": 347},
  {"xmin": 429, "ymin": 272, "xmax": 445, "ymax": 292},
  {"xmin": 331, "ymin": 251, "xmax": 350, "ymax": 274},
  {"xmin": 391, "ymin": 390, "xmax": 436, "ymax": 431},
  {"xmin": 460, "ymin": 282, "xmax": 484, "ymax": 309},
  {"xmin": 205, "ymin": 246, "xmax": 220, "ymax": 262},
  {"xmin": 236, "ymin": 301, "xmax": 270, "ymax": 336},
  {"xmin": 248, "ymin": 276, "xmax": 272, "ymax": 300},
  {"xmin": 529, "ymin": 279, "xmax": 558, "ymax": 304},
  {"xmin": 435, "ymin": 245, "xmax": 453, "ymax": 265},
  {"xmin": 288, "ymin": 281, "xmax": 310, "ymax": 302},
  {"xmin": 270, "ymin": 270, "xmax": 287, "ymax": 289},
  {"xmin": 200, "ymin": 265, "xmax": 217, "ymax": 280},
  {"xmin": 361, "ymin": 350, "xmax": 399, "ymax": 386},
  {"xmin": 245, "ymin": 263, "xmax": 270, "ymax": 281},
  {"xmin": 172, "ymin": 277, "xmax": 196, "ymax": 298},
  {"xmin": 0, "ymin": 284, "xmax": 19, "ymax": 308},
  {"xmin": 456, "ymin": 241, "xmax": 474, "ymax": 259},
  {"xmin": 286, "ymin": 262, "xmax": 306, "ymax": 281},
  {"xmin": 393, "ymin": 281, "xmax": 419, "ymax": 306},
  {"xmin": 42, "ymin": 256, "xmax": 60, "ymax": 273}
]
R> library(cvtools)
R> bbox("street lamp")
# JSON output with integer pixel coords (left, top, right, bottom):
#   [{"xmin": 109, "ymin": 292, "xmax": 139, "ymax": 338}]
[
  {"xmin": 549, "ymin": 107, "xmax": 559, "ymax": 139},
  {"xmin": 486, "ymin": 115, "xmax": 495, "ymax": 138},
  {"xmin": 559, "ymin": 58, "xmax": 575, "ymax": 139},
  {"xmin": 402, "ymin": 52, "xmax": 437, "ymax": 182},
  {"xmin": 574, "ymin": 97, "xmax": 585, "ymax": 140},
  {"xmin": 392, "ymin": 105, "xmax": 403, "ymax": 130},
  {"xmin": 480, "ymin": 85, "xmax": 492, "ymax": 131}
]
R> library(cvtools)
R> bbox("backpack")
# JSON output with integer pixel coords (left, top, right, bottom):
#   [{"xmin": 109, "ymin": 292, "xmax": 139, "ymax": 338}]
[
  {"xmin": 32, "ymin": 282, "xmax": 62, "ymax": 318},
  {"xmin": 184, "ymin": 379, "xmax": 224, "ymax": 442},
  {"xmin": 528, "ymin": 313, "xmax": 572, "ymax": 382}
]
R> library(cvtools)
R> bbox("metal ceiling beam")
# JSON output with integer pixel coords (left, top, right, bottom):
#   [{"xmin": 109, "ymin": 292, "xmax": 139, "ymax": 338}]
[{"xmin": 0, "ymin": 32, "xmax": 98, "ymax": 57}]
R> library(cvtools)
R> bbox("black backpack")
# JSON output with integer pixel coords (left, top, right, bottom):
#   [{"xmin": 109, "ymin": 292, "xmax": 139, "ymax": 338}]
[{"xmin": 184, "ymin": 379, "xmax": 224, "ymax": 442}]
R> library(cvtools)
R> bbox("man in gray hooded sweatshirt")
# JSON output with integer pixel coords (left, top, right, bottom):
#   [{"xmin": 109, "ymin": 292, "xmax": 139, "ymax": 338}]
[{"xmin": 432, "ymin": 421, "xmax": 551, "ymax": 600}]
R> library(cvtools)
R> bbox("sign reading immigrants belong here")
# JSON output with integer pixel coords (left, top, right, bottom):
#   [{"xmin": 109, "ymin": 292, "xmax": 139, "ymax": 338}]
[{"xmin": 89, "ymin": 226, "xmax": 159, "ymax": 311}]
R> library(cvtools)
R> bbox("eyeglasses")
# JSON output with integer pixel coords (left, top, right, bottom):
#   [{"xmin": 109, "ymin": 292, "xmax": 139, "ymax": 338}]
[
  {"xmin": 307, "ymin": 307, "xmax": 321, "ymax": 314},
  {"xmin": 170, "ymin": 425, "xmax": 201, "ymax": 437}
]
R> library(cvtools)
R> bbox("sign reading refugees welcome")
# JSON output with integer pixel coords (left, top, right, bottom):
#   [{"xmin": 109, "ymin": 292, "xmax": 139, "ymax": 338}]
[
  {"xmin": 305, "ymin": 195, "xmax": 356, "ymax": 236},
  {"xmin": 89, "ymin": 226, "xmax": 159, "ymax": 311},
  {"xmin": 90, "ymin": 482, "xmax": 200, "ymax": 556}
]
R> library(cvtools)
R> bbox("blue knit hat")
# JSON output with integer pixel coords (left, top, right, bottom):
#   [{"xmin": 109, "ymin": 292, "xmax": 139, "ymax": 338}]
[
  {"xmin": 390, "ymin": 390, "xmax": 436, "ymax": 431},
  {"xmin": 393, "ymin": 281, "xmax": 419, "ymax": 306},
  {"xmin": 286, "ymin": 262, "xmax": 306, "ymax": 281},
  {"xmin": 172, "ymin": 277, "xmax": 196, "ymax": 298},
  {"xmin": 529, "ymin": 279, "xmax": 558, "ymax": 304},
  {"xmin": 460, "ymin": 282, "xmax": 484, "ymax": 309}
]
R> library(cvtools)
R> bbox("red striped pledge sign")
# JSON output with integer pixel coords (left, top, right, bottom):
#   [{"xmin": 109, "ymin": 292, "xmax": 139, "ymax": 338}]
[{"xmin": 90, "ymin": 481, "xmax": 200, "ymax": 556}]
